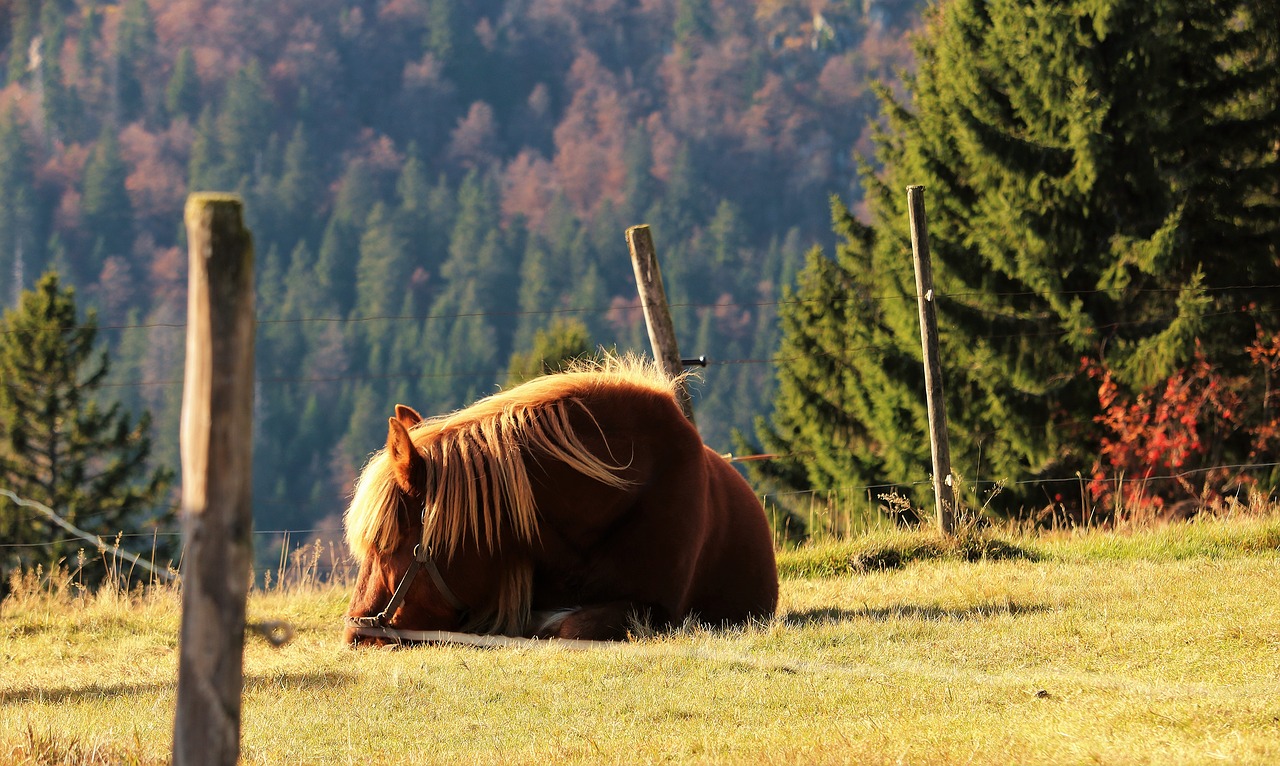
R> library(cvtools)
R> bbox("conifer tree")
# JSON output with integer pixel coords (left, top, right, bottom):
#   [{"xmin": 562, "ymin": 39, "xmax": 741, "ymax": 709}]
[
  {"xmin": 353, "ymin": 202, "xmax": 412, "ymax": 324},
  {"xmin": 114, "ymin": 0, "xmax": 157, "ymax": 122},
  {"xmin": 81, "ymin": 125, "xmax": 133, "ymax": 264},
  {"xmin": 164, "ymin": 47, "xmax": 201, "ymax": 123},
  {"xmin": 6, "ymin": 0, "xmax": 35, "ymax": 85},
  {"xmin": 37, "ymin": 0, "xmax": 73, "ymax": 142},
  {"xmin": 274, "ymin": 125, "xmax": 319, "ymax": 245},
  {"xmin": 187, "ymin": 107, "xmax": 227, "ymax": 191},
  {"xmin": 393, "ymin": 143, "xmax": 438, "ymax": 267},
  {"xmin": 217, "ymin": 61, "xmax": 272, "ymax": 184},
  {"xmin": 506, "ymin": 318, "xmax": 595, "ymax": 386},
  {"xmin": 759, "ymin": 0, "xmax": 1280, "ymax": 513},
  {"xmin": 0, "ymin": 272, "xmax": 172, "ymax": 588},
  {"xmin": 0, "ymin": 107, "xmax": 37, "ymax": 306}
]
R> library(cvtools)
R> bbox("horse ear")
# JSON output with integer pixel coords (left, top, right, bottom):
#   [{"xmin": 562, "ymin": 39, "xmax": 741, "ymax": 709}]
[
  {"xmin": 394, "ymin": 404, "xmax": 422, "ymax": 427},
  {"xmin": 386, "ymin": 416, "xmax": 425, "ymax": 494}
]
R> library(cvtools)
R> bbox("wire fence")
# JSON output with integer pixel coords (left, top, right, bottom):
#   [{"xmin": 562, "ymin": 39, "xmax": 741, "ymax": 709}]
[
  {"xmin": 5, "ymin": 280, "xmax": 1279, "ymax": 581},
  {"xmin": 5, "ymin": 454, "xmax": 1280, "ymax": 587}
]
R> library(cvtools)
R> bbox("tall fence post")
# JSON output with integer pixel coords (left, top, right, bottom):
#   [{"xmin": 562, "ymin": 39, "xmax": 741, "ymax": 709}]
[
  {"xmin": 626, "ymin": 224, "xmax": 696, "ymax": 423},
  {"xmin": 173, "ymin": 194, "xmax": 255, "ymax": 766},
  {"xmin": 907, "ymin": 185, "xmax": 955, "ymax": 535}
]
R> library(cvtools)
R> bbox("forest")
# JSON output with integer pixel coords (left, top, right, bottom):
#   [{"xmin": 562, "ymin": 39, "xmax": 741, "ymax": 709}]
[{"xmin": 0, "ymin": 0, "xmax": 924, "ymax": 546}]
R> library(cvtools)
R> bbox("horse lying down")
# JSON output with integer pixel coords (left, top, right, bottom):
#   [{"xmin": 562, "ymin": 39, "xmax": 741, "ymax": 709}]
[{"xmin": 342, "ymin": 356, "xmax": 778, "ymax": 645}]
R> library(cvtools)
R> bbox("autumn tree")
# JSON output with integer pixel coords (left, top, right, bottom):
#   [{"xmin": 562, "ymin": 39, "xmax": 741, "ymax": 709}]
[
  {"xmin": 0, "ymin": 272, "xmax": 172, "ymax": 590},
  {"xmin": 758, "ymin": 0, "xmax": 1280, "ymax": 516}
]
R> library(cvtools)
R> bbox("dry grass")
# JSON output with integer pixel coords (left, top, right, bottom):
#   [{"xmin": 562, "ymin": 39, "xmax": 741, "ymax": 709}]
[{"xmin": 3, "ymin": 513, "xmax": 1280, "ymax": 765}]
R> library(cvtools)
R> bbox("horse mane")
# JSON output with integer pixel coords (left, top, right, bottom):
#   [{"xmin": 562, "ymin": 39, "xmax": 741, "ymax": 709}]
[{"xmin": 343, "ymin": 354, "xmax": 685, "ymax": 634}]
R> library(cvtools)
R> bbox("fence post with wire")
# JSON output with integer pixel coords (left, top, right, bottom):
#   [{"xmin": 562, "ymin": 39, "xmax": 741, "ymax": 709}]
[
  {"xmin": 172, "ymin": 194, "xmax": 256, "ymax": 766},
  {"xmin": 907, "ymin": 185, "xmax": 956, "ymax": 535}
]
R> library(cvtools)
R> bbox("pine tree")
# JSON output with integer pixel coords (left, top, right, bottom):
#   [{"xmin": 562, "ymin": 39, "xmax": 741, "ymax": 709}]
[
  {"xmin": 114, "ymin": 0, "xmax": 157, "ymax": 123},
  {"xmin": 393, "ymin": 143, "xmax": 438, "ymax": 268},
  {"xmin": 353, "ymin": 202, "xmax": 412, "ymax": 324},
  {"xmin": 187, "ymin": 106, "xmax": 226, "ymax": 191},
  {"xmin": 758, "ymin": 0, "xmax": 1280, "ymax": 514},
  {"xmin": 512, "ymin": 235, "xmax": 555, "ymax": 351},
  {"xmin": 506, "ymin": 318, "xmax": 595, "ymax": 386},
  {"xmin": 6, "ymin": 0, "xmax": 35, "ymax": 86},
  {"xmin": 164, "ymin": 47, "xmax": 201, "ymax": 123},
  {"xmin": 0, "ymin": 107, "xmax": 37, "ymax": 306},
  {"xmin": 275, "ymin": 125, "xmax": 319, "ymax": 246},
  {"xmin": 217, "ymin": 61, "xmax": 272, "ymax": 185},
  {"xmin": 0, "ymin": 272, "xmax": 173, "ymax": 589},
  {"xmin": 36, "ymin": 0, "xmax": 74, "ymax": 142},
  {"xmin": 674, "ymin": 0, "xmax": 715, "ymax": 48},
  {"xmin": 81, "ymin": 125, "xmax": 134, "ymax": 264}
]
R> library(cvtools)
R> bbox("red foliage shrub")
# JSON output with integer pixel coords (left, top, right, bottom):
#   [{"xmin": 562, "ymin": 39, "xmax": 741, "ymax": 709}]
[{"xmin": 1086, "ymin": 328, "xmax": 1280, "ymax": 517}]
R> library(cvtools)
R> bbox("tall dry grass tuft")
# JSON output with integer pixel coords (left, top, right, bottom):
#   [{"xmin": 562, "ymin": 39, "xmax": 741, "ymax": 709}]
[
  {"xmin": 6, "ymin": 724, "xmax": 165, "ymax": 766},
  {"xmin": 259, "ymin": 535, "xmax": 356, "ymax": 595}
]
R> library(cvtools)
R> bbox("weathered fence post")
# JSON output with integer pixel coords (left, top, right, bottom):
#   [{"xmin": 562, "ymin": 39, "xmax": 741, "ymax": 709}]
[
  {"xmin": 907, "ymin": 185, "xmax": 955, "ymax": 535},
  {"xmin": 173, "ymin": 194, "xmax": 255, "ymax": 766},
  {"xmin": 626, "ymin": 224, "xmax": 695, "ymax": 423}
]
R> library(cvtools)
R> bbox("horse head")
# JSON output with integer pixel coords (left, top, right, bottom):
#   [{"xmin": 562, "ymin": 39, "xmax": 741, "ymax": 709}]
[{"xmin": 343, "ymin": 404, "xmax": 497, "ymax": 645}]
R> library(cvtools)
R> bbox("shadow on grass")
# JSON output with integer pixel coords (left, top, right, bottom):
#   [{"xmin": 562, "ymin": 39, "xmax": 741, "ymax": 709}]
[
  {"xmin": 2, "ymin": 670, "xmax": 356, "ymax": 706},
  {"xmin": 780, "ymin": 533, "xmax": 1041, "ymax": 579},
  {"xmin": 1, "ymin": 680, "xmax": 175, "ymax": 706},
  {"xmin": 784, "ymin": 601, "xmax": 1050, "ymax": 627}
]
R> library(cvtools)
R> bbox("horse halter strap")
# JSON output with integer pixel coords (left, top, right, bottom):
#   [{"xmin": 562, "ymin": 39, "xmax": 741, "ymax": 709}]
[{"xmin": 348, "ymin": 531, "xmax": 468, "ymax": 630}]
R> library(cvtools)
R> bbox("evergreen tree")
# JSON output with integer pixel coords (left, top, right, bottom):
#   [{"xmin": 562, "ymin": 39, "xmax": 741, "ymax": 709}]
[
  {"xmin": 273, "ymin": 124, "xmax": 319, "ymax": 247},
  {"xmin": 74, "ymin": 4, "xmax": 97, "ymax": 83},
  {"xmin": 114, "ymin": 0, "xmax": 157, "ymax": 122},
  {"xmin": 187, "ymin": 106, "xmax": 228, "ymax": 191},
  {"xmin": 621, "ymin": 125, "xmax": 657, "ymax": 222},
  {"xmin": 164, "ymin": 47, "xmax": 201, "ymax": 123},
  {"xmin": 6, "ymin": 0, "xmax": 35, "ymax": 85},
  {"xmin": 353, "ymin": 202, "xmax": 412, "ymax": 323},
  {"xmin": 0, "ymin": 108, "xmax": 37, "ymax": 306},
  {"xmin": 0, "ymin": 272, "xmax": 172, "ymax": 589},
  {"xmin": 315, "ymin": 216, "xmax": 360, "ymax": 318},
  {"xmin": 759, "ymin": 0, "xmax": 1280, "ymax": 514},
  {"xmin": 506, "ymin": 318, "xmax": 595, "ymax": 386},
  {"xmin": 217, "ymin": 61, "xmax": 272, "ymax": 184},
  {"xmin": 81, "ymin": 125, "xmax": 134, "ymax": 264},
  {"xmin": 674, "ymin": 0, "xmax": 715, "ymax": 48},
  {"xmin": 36, "ymin": 0, "xmax": 74, "ymax": 142},
  {"xmin": 393, "ymin": 143, "xmax": 438, "ymax": 268},
  {"xmin": 512, "ymin": 235, "xmax": 555, "ymax": 350}
]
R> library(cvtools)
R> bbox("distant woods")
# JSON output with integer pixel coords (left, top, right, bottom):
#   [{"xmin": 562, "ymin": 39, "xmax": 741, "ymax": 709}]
[{"xmin": 0, "ymin": 0, "xmax": 923, "ymax": 535}]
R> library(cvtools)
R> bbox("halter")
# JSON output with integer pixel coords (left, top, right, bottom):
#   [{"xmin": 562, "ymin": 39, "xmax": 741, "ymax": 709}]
[{"xmin": 345, "ymin": 506, "xmax": 469, "ymax": 634}]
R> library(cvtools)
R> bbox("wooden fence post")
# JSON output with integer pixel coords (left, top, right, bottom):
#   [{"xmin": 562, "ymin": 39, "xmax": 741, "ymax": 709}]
[
  {"xmin": 626, "ymin": 224, "xmax": 696, "ymax": 423},
  {"xmin": 907, "ymin": 186, "xmax": 955, "ymax": 535},
  {"xmin": 173, "ymin": 194, "xmax": 255, "ymax": 766}
]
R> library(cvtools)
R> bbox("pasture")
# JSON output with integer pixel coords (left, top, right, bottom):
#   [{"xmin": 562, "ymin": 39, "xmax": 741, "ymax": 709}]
[{"xmin": 4, "ymin": 516, "xmax": 1280, "ymax": 765}]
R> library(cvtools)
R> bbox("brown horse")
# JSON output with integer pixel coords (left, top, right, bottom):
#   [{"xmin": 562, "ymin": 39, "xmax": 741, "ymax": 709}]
[{"xmin": 342, "ymin": 356, "xmax": 778, "ymax": 644}]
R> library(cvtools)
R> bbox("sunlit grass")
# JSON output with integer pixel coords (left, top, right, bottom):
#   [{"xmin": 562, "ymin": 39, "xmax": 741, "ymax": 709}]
[{"xmin": 4, "ymin": 512, "xmax": 1280, "ymax": 765}]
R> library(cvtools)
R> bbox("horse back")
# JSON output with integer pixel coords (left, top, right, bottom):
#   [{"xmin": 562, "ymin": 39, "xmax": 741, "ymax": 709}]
[{"xmin": 527, "ymin": 381, "xmax": 778, "ymax": 627}]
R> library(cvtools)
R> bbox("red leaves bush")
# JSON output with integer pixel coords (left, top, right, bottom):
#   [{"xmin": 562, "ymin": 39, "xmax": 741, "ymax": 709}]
[{"xmin": 1084, "ymin": 328, "xmax": 1280, "ymax": 517}]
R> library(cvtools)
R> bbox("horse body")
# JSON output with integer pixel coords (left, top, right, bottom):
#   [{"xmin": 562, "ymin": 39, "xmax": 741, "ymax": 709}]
[{"xmin": 343, "ymin": 359, "xmax": 778, "ymax": 644}]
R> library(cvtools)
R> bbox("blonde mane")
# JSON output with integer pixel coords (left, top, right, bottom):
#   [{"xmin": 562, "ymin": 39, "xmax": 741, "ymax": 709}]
[{"xmin": 343, "ymin": 354, "xmax": 683, "ymax": 634}]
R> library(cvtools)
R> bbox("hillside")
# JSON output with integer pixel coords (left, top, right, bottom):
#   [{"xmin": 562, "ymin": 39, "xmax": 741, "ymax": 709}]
[{"xmin": 0, "ymin": 0, "xmax": 922, "ymax": 540}]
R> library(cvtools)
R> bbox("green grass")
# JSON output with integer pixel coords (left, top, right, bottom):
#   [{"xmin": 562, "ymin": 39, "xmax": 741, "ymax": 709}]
[{"xmin": 4, "ymin": 514, "xmax": 1280, "ymax": 765}]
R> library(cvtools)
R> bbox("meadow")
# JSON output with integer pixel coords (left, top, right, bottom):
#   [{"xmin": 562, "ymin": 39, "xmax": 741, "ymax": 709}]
[{"xmin": 3, "ymin": 514, "xmax": 1279, "ymax": 765}]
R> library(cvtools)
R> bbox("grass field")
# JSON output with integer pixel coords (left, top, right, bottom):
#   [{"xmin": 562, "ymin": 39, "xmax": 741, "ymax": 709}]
[{"xmin": 4, "ymin": 515, "xmax": 1280, "ymax": 765}]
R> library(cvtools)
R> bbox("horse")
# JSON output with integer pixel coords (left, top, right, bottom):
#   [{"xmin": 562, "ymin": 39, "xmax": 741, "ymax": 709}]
[{"xmin": 342, "ymin": 356, "xmax": 779, "ymax": 644}]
